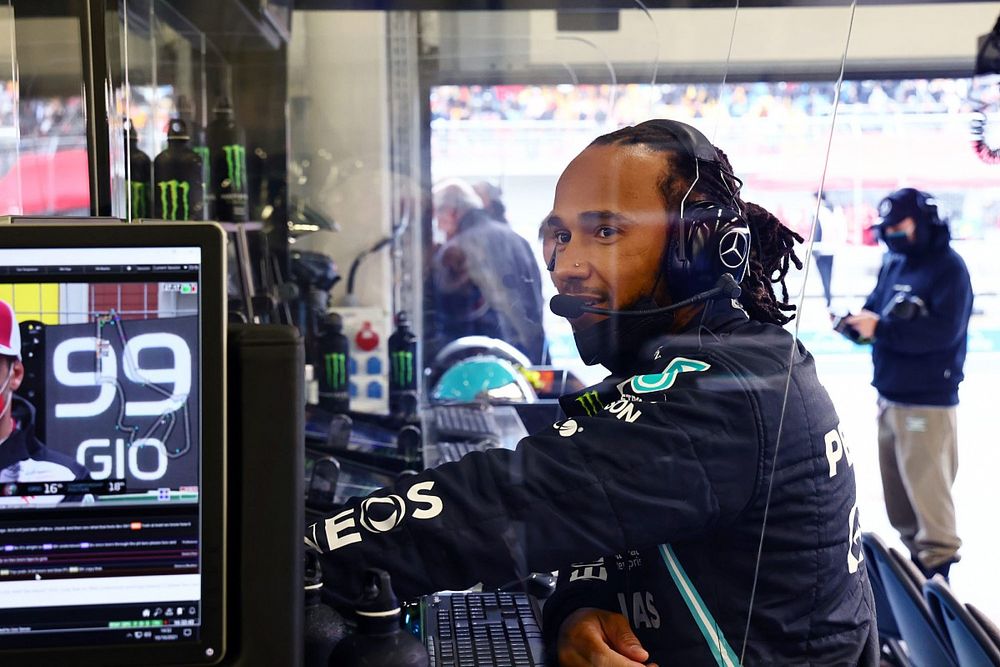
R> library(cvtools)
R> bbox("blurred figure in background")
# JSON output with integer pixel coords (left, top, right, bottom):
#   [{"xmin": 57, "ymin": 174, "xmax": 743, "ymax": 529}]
[
  {"xmin": 472, "ymin": 180, "xmax": 508, "ymax": 224},
  {"xmin": 430, "ymin": 178, "xmax": 545, "ymax": 364},
  {"xmin": 811, "ymin": 191, "xmax": 846, "ymax": 308},
  {"xmin": 846, "ymin": 188, "xmax": 973, "ymax": 580}
]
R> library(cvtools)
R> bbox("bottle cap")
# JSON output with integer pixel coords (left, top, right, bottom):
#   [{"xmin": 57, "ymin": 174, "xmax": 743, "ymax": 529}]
[
  {"xmin": 356, "ymin": 569, "xmax": 400, "ymax": 617},
  {"xmin": 325, "ymin": 311, "xmax": 344, "ymax": 332},
  {"xmin": 167, "ymin": 118, "xmax": 190, "ymax": 142},
  {"xmin": 304, "ymin": 548, "xmax": 324, "ymax": 591},
  {"xmin": 213, "ymin": 96, "xmax": 235, "ymax": 117}
]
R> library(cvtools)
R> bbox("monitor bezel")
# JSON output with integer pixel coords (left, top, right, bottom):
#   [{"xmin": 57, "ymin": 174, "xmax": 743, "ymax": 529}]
[{"xmin": 0, "ymin": 222, "xmax": 228, "ymax": 666}]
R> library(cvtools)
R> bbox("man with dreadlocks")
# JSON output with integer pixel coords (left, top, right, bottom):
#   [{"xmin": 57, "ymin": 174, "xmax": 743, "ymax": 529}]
[{"xmin": 308, "ymin": 120, "xmax": 878, "ymax": 666}]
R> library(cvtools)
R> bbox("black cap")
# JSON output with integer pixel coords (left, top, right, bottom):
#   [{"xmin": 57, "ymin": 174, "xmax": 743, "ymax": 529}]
[
  {"xmin": 324, "ymin": 311, "xmax": 344, "ymax": 332},
  {"xmin": 213, "ymin": 96, "xmax": 234, "ymax": 116},
  {"xmin": 166, "ymin": 118, "xmax": 190, "ymax": 142},
  {"xmin": 304, "ymin": 548, "xmax": 323, "ymax": 590},
  {"xmin": 877, "ymin": 188, "xmax": 937, "ymax": 228}
]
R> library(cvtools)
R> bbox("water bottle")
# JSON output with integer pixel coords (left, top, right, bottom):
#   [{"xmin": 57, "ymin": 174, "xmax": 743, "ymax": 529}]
[
  {"xmin": 328, "ymin": 569, "xmax": 429, "ymax": 667},
  {"xmin": 318, "ymin": 312, "xmax": 350, "ymax": 415},
  {"xmin": 303, "ymin": 549, "xmax": 346, "ymax": 667},
  {"xmin": 176, "ymin": 95, "xmax": 211, "ymax": 218},
  {"xmin": 153, "ymin": 118, "xmax": 205, "ymax": 221},
  {"xmin": 388, "ymin": 311, "xmax": 418, "ymax": 420},
  {"xmin": 124, "ymin": 123, "xmax": 152, "ymax": 221},
  {"xmin": 207, "ymin": 97, "xmax": 249, "ymax": 222}
]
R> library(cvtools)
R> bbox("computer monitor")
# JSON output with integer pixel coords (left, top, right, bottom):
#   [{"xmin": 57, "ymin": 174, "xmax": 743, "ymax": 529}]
[{"xmin": 0, "ymin": 222, "xmax": 227, "ymax": 666}]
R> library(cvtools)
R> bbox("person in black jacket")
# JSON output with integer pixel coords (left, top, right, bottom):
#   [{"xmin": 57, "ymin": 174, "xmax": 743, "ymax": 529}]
[
  {"xmin": 430, "ymin": 178, "xmax": 546, "ymax": 364},
  {"xmin": 308, "ymin": 120, "xmax": 877, "ymax": 666},
  {"xmin": 845, "ymin": 188, "xmax": 972, "ymax": 581}
]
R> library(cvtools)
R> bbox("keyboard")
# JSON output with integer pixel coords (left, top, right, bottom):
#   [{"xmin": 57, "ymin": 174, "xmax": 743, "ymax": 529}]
[
  {"xmin": 421, "ymin": 591, "xmax": 545, "ymax": 666},
  {"xmin": 434, "ymin": 440, "xmax": 493, "ymax": 464},
  {"xmin": 433, "ymin": 405, "xmax": 499, "ymax": 438}
]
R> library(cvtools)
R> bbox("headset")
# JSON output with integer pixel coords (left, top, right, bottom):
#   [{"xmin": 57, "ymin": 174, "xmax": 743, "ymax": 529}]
[
  {"xmin": 547, "ymin": 120, "xmax": 751, "ymax": 308},
  {"xmin": 658, "ymin": 120, "xmax": 751, "ymax": 302}
]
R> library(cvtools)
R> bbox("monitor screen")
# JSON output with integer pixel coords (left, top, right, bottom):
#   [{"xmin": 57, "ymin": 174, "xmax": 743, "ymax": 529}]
[{"xmin": 0, "ymin": 223, "xmax": 226, "ymax": 666}]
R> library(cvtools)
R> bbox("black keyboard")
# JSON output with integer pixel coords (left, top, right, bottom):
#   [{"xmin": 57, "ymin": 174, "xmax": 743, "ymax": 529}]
[
  {"xmin": 421, "ymin": 591, "xmax": 545, "ymax": 666},
  {"xmin": 433, "ymin": 405, "xmax": 499, "ymax": 438},
  {"xmin": 434, "ymin": 440, "xmax": 494, "ymax": 464}
]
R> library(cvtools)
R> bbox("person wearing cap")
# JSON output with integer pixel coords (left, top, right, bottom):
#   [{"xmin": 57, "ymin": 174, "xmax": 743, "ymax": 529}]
[
  {"xmin": 0, "ymin": 299, "xmax": 89, "ymax": 503},
  {"xmin": 845, "ymin": 188, "xmax": 973, "ymax": 580}
]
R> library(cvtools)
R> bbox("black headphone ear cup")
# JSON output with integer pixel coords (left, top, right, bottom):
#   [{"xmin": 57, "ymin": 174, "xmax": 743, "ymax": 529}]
[{"xmin": 667, "ymin": 202, "xmax": 749, "ymax": 302}]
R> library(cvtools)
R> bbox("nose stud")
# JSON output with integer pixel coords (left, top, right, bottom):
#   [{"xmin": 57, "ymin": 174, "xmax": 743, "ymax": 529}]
[{"xmin": 574, "ymin": 262, "xmax": 581, "ymax": 268}]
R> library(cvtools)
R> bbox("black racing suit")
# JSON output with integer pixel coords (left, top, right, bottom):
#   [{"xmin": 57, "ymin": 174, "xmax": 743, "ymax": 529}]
[
  {"xmin": 0, "ymin": 396, "xmax": 90, "ymax": 504},
  {"xmin": 308, "ymin": 303, "xmax": 878, "ymax": 665}
]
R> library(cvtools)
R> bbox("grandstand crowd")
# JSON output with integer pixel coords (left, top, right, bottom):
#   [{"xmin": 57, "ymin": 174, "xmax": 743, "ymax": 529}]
[{"xmin": 431, "ymin": 78, "xmax": 989, "ymax": 125}]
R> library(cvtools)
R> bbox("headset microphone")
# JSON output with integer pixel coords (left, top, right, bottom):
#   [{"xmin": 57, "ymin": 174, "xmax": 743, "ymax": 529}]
[{"xmin": 550, "ymin": 273, "xmax": 742, "ymax": 319}]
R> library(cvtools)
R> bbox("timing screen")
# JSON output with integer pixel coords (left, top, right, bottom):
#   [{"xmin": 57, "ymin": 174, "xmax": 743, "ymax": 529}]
[{"xmin": 0, "ymin": 246, "xmax": 207, "ymax": 650}]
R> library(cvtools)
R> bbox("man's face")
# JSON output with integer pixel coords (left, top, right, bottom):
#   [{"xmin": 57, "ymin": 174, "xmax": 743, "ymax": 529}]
[
  {"xmin": 0, "ymin": 357, "xmax": 23, "ymax": 424},
  {"xmin": 542, "ymin": 144, "xmax": 671, "ymax": 331},
  {"xmin": 435, "ymin": 206, "xmax": 460, "ymax": 240},
  {"xmin": 884, "ymin": 216, "xmax": 917, "ymax": 242}
]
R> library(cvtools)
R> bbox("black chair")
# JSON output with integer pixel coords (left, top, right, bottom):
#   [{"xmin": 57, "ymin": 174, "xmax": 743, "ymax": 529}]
[
  {"xmin": 861, "ymin": 533, "xmax": 911, "ymax": 666},
  {"xmin": 924, "ymin": 578, "xmax": 1000, "ymax": 667},
  {"xmin": 865, "ymin": 532, "xmax": 958, "ymax": 667}
]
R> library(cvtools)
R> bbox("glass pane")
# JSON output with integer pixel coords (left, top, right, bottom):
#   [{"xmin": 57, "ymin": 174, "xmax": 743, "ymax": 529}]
[
  {"xmin": 2, "ymin": 1, "xmax": 88, "ymax": 217},
  {"xmin": 0, "ymin": 2, "xmax": 16, "ymax": 216},
  {"xmin": 116, "ymin": 0, "xmax": 210, "ymax": 222},
  {"xmin": 287, "ymin": 7, "xmax": 886, "ymax": 665}
]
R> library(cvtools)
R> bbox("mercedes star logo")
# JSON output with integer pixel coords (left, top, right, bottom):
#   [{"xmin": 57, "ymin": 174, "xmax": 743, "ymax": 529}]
[{"xmin": 719, "ymin": 229, "xmax": 750, "ymax": 269}]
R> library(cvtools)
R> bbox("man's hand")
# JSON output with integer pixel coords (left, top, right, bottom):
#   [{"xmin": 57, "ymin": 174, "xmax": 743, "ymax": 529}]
[
  {"xmin": 845, "ymin": 310, "xmax": 879, "ymax": 340},
  {"xmin": 557, "ymin": 608, "xmax": 658, "ymax": 667}
]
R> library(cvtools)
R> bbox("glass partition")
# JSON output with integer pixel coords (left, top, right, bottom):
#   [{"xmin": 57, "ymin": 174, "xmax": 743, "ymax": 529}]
[
  {"xmin": 56, "ymin": 0, "xmax": 1000, "ymax": 657},
  {"xmin": 0, "ymin": 2, "xmax": 15, "ymax": 215},
  {"xmin": 0, "ymin": 1, "xmax": 89, "ymax": 217},
  {"xmin": 283, "ymin": 5, "xmax": 907, "ymax": 664}
]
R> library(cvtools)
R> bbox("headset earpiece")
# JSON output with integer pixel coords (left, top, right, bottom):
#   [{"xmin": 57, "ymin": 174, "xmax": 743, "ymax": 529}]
[
  {"xmin": 633, "ymin": 120, "xmax": 750, "ymax": 303},
  {"xmin": 665, "ymin": 199, "xmax": 750, "ymax": 303}
]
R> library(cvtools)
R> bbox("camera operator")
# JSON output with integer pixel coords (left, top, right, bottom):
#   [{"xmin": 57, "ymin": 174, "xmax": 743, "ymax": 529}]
[{"xmin": 845, "ymin": 188, "xmax": 973, "ymax": 580}]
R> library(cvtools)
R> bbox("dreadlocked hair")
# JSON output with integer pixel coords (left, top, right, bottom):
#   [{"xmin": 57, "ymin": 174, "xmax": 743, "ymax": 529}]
[
  {"xmin": 714, "ymin": 147, "xmax": 804, "ymax": 325},
  {"xmin": 591, "ymin": 120, "xmax": 804, "ymax": 325}
]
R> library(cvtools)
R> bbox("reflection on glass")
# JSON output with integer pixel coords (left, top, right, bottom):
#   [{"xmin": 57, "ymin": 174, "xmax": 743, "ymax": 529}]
[{"xmin": 0, "ymin": 6, "xmax": 87, "ymax": 217}]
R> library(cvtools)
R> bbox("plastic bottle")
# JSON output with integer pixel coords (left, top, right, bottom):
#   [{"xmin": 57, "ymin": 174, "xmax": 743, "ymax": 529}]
[
  {"xmin": 153, "ymin": 118, "xmax": 205, "ymax": 221},
  {"xmin": 207, "ymin": 97, "xmax": 249, "ymax": 222},
  {"xmin": 124, "ymin": 123, "xmax": 152, "ymax": 221},
  {"xmin": 388, "ymin": 311, "xmax": 418, "ymax": 420},
  {"xmin": 303, "ymin": 549, "xmax": 347, "ymax": 667},
  {"xmin": 328, "ymin": 569, "xmax": 429, "ymax": 667},
  {"xmin": 318, "ymin": 312, "xmax": 351, "ymax": 414}
]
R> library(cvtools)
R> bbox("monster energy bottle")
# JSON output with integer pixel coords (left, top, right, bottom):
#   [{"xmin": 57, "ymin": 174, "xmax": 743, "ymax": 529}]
[
  {"xmin": 153, "ymin": 118, "xmax": 205, "ymax": 221},
  {"xmin": 176, "ymin": 95, "xmax": 211, "ymax": 218},
  {"xmin": 318, "ymin": 312, "xmax": 350, "ymax": 414},
  {"xmin": 207, "ymin": 97, "xmax": 249, "ymax": 222},
  {"xmin": 388, "ymin": 311, "xmax": 418, "ymax": 420},
  {"xmin": 125, "ymin": 124, "xmax": 152, "ymax": 221}
]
